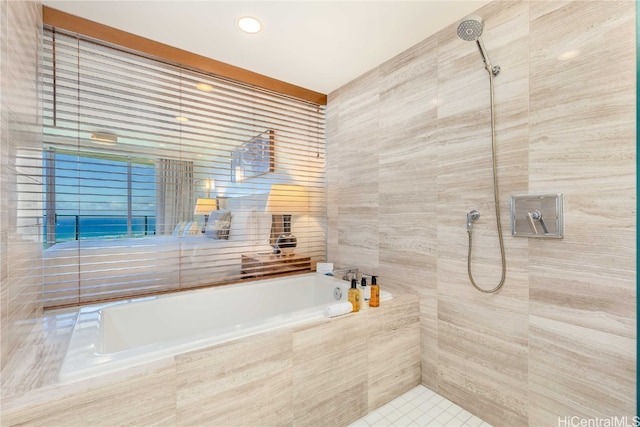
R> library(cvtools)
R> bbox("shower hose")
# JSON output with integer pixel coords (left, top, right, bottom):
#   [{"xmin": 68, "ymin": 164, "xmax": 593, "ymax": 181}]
[{"xmin": 467, "ymin": 67, "xmax": 507, "ymax": 293}]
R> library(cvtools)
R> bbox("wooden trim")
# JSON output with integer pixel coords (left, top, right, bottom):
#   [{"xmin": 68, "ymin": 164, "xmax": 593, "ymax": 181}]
[{"xmin": 43, "ymin": 6, "xmax": 327, "ymax": 105}]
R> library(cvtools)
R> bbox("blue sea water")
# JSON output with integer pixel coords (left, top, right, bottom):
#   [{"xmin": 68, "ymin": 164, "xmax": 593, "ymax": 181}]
[{"xmin": 47, "ymin": 216, "xmax": 156, "ymax": 242}]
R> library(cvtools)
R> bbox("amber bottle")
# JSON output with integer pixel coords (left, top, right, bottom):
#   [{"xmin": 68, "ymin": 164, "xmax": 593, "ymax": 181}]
[
  {"xmin": 348, "ymin": 278, "xmax": 360, "ymax": 312},
  {"xmin": 369, "ymin": 275, "xmax": 380, "ymax": 307}
]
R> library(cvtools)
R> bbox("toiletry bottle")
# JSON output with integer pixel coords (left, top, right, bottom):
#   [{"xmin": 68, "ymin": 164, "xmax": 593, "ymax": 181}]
[
  {"xmin": 348, "ymin": 278, "xmax": 360, "ymax": 312},
  {"xmin": 369, "ymin": 275, "xmax": 380, "ymax": 307},
  {"xmin": 361, "ymin": 276, "xmax": 370, "ymax": 307}
]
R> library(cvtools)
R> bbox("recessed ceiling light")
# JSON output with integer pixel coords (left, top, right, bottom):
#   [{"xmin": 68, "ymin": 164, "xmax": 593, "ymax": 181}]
[
  {"xmin": 237, "ymin": 16, "xmax": 262, "ymax": 34},
  {"xmin": 196, "ymin": 82, "xmax": 213, "ymax": 92},
  {"xmin": 175, "ymin": 116, "xmax": 189, "ymax": 122}
]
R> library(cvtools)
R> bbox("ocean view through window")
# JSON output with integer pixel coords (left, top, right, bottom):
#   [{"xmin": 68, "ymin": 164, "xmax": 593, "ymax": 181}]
[{"xmin": 44, "ymin": 150, "xmax": 156, "ymax": 245}]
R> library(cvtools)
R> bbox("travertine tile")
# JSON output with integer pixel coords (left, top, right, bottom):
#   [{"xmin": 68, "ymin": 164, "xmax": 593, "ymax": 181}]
[
  {"xmin": 378, "ymin": 37, "xmax": 439, "ymax": 298},
  {"xmin": 367, "ymin": 295, "xmax": 421, "ymax": 411},
  {"xmin": 328, "ymin": 1, "xmax": 635, "ymax": 425},
  {"xmin": 1, "ymin": 298, "xmax": 427, "ymax": 426},
  {"xmin": 528, "ymin": 1, "xmax": 636, "ymax": 424},
  {"xmin": 0, "ymin": 312, "xmax": 77, "ymax": 397},
  {"xmin": 2, "ymin": 363, "xmax": 177, "ymax": 426},
  {"xmin": 420, "ymin": 293, "xmax": 438, "ymax": 390},
  {"xmin": 176, "ymin": 330, "xmax": 293, "ymax": 426},
  {"xmin": 292, "ymin": 313, "xmax": 368, "ymax": 427},
  {"xmin": 529, "ymin": 315, "xmax": 635, "ymax": 425},
  {"xmin": 329, "ymin": 68, "xmax": 380, "ymax": 273}
]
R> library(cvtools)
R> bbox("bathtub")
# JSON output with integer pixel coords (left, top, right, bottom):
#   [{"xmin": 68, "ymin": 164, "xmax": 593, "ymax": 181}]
[{"xmin": 58, "ymin": 273, "xmax": 391, "ymax": 383}]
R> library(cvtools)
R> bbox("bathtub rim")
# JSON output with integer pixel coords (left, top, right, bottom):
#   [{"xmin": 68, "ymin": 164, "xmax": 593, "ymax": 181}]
[{"xmin": 58, "ymin": 273, "xmax": 392, "ymax": 384}]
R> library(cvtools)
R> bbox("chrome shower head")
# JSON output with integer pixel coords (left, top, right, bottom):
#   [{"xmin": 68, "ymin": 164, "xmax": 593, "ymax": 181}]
[
  {"xmin": 457, "ymin": 15, "xmax": 484, "ymax": 42},
  {"xmin": 456, "ymin": 15, "xmax": 500, "ymax": 77}
]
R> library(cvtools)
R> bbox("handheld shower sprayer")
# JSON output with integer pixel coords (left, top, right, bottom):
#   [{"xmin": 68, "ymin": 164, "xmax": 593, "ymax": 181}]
[
  {"xmin": 456, "ymin": 15, "xmax": 500, "ymax": 76},
  {"xmin": 457, "ymin": 14, "xmax": 506, "ymax": 294}
]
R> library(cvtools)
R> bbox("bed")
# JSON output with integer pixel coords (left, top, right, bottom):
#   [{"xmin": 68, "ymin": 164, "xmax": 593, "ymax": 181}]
[{"xmin": 43, "ymin": 196, "xmax": 273, "ymax": 307}]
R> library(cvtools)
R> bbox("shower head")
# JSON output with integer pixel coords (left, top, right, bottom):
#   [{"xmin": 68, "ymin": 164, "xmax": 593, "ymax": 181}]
[
  {"xmin": 456, "ymin": 15, "xmax": 500, "ymax": 77},
  {"xmin": 457, "ymin": 15, "xmax": 484, "ymax": 42}
]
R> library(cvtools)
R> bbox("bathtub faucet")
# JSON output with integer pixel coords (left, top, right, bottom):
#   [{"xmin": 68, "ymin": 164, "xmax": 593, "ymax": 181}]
[
  {"xmin": 332, "ymin": 266, "xmax": 359, "ymax": 282},
  {"xmin": 344, "ymin": 269, "xmax": 357, "ymax": 282}
]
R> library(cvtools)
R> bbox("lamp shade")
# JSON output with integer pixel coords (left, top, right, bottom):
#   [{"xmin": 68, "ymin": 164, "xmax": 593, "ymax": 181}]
[
  {"xmin": 265, "ymin": 185, "xmax": 309, "ymax": 215},
  {"xmin": 194, "ymin": 198, "xmax": 218, "ymax": 215}
]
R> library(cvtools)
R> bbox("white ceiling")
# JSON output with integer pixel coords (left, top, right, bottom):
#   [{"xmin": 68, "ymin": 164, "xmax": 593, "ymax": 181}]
[{"xmin": 42, "ymin": 1, "xmax": 490, "ymax": 95}]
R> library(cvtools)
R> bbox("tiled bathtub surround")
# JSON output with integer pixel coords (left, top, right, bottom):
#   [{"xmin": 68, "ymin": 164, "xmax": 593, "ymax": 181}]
[
  {"xmin": 1, "ymin": 296, "xmax": 420, "ymax": 426},
  {"xmin": 327, "ymin": 1, "xmax": 635, "ymax": 426}
]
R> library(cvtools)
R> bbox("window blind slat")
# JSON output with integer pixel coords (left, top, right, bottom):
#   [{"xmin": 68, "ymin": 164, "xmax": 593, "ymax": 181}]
[{"xmin": 42, "ymin": 28, "xmax": 326, "ymax": 308}]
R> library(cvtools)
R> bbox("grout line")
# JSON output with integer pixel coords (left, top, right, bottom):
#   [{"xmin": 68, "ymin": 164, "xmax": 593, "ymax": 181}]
[{"xmin": 349, "ymin": 385, "xmax": 493, "ymax": 427}]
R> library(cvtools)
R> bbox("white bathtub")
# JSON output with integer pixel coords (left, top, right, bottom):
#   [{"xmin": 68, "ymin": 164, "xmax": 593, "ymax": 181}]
[{"xmin": 58, "ymin": 273, "xmax": 391, "ymax": 383}]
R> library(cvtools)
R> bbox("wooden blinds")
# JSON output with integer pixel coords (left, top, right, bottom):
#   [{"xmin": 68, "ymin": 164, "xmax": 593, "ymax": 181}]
[{"xmin": 42, "ymin": 28, "xmax": 326, "ymax": 308}]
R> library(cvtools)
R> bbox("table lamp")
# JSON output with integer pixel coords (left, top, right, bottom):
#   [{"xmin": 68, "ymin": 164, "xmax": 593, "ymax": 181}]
[
  {"xmin": 194, "ymin": 198, "xmax": 219, "ymax": 233},
  {"xmin": 265, "ymin": 184, "xmax": 309, "ymax": 255}
]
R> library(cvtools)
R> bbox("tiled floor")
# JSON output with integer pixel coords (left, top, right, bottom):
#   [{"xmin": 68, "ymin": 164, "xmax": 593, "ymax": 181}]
[{"xmin": 349, "ymin": 385, "xmax": 492, "ymax": 427}]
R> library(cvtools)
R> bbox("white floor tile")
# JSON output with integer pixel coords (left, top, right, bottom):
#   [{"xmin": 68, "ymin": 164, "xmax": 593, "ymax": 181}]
[
  {"xmin": 378, "ymin": 403, "xmax": 396, "ymax": 417},
  {"xmin": 387, "ymin": 409, "xmax": 406, "ymax": 423},
  {"xmin": 446, "ymin": 404, "xmax": 463, "ymax": 417},
  {"xmin": 414, "ymin": 413, "xmax": 435, "ymax": 426},
  {"xmin": 395, "ymin": 415, "xmax": 415, "ymax": 426},
  {"xmin": 410, "ymin": 395, "xmax": 430, "ymax": 408},
  {"xmin": 402, "ymin": 388, "xmax": 422, "ymax": 400},
  {"xmin": 456, "ymin": 409, "xmax": 473, "ymax": 422},
  {"xmin": 429, "ymin": 394, "xmax": 445, "ymax": 405},
  {"xmin": 423, "ymin": 388, "xmax": 437, "ymax": 399},
  {"xmin": 391, "ymin": 396, "xmax": 409, "ymax": 408},
  {"xmin": 450, "ymin": 418, "xmax": 466, "ymax": 426},
  {"xmin": 364, "ymin": 411, "xmax": 385, "ymax": 425},
  {"xmin": 407, "ymin": 407, "xmax": 425, "ymax": 421},
  {"xmin": 348, "ymin": 385, "xmax": 492, "ymax": 427},
  {"xmin": 434, "ymin": 411, "xmax": 455, "ymax": 425},
  {"xmin": 436, "ymin": 398, "xmax": 454, "ymax": 410},
  {"xmin": 463, "ymin": 416, "xmax": 484, "ymax": 427}
]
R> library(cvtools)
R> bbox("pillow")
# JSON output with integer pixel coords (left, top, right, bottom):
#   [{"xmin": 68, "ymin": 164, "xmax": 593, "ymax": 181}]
[
  {"xmin": 182, "ymin": 221, "xmax": 199, "ymax": 236},
  {"xmin": 172, "ymin": 221, "xmax": 187, "ymax": 236},
  {"xmin": 229, "ymin": 209, "xmax": 255, "ymax": 242},
  {"xmin": 227, "ymin": 209, "xmax": 272, "ymax": 244},
  {"xmin": 255, "ymin": 212, "xmax": 272, "ymax": 244},
  {"xmin": 205, "ymin": 211, "xmax": 231, "ymax": 240}
]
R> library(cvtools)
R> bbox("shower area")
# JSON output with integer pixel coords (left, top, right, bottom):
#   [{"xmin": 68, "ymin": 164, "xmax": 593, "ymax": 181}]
[{"xmin": 326, "ymin": 1, "xmax": 635, "ymax": 425}]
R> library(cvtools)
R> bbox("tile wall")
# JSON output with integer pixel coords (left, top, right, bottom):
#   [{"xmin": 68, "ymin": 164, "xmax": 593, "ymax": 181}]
[
  {"xmin": 1, "ymin": 296, "xmax": 420, "ymax": 426},
  {"xmin": 0, "ymin": 0, "xmax": 43, "ymax": 371},
  {"xmin": 327, "ymin": 1, "xmax": 636, "ymax": 425}
]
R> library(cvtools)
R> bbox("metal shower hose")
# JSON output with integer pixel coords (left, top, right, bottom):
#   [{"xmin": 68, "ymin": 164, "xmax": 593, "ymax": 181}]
[{"xmin": 467, "ymin": 69, "xmax": 506, "ymax": 293}]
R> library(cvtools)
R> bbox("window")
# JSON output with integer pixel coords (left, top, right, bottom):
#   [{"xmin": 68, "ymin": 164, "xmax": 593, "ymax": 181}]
[
  {"xmin": 41, "ymin": 28, "xmax": 326, "ymax": 308},
  {"xmin": 44, "ymin": 150, "xmax": 156, "ymax": 245}
]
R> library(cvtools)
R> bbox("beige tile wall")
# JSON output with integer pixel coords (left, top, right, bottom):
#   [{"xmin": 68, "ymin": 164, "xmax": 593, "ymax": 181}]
[
  {"xmin": 528, "ymin": 2, "xmax": 636, "ymax": 425},
  {"xmin": 327, "ymin": 1, "xmax": 636, "ymax": 425},
  {"xmin": 0, "ymin": 0, "xmax": 43, "ymax": 372}
]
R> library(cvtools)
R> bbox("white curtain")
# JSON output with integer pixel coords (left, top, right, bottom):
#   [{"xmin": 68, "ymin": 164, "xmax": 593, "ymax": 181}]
[{"xmin": 156, "ymin": 158, "xmax": 195, "ymax": 235}]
